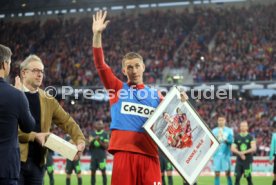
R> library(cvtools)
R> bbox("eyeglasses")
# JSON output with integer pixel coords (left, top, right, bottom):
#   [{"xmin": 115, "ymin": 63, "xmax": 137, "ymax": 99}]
[{"xmin": 25, "ymin": 68, "xmax": 44, "ymax": 75}]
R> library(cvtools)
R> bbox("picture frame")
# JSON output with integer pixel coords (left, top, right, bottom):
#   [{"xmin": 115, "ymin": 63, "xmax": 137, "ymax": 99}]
[{"xmin": 143, "ymin": 86, "xmax": 219, "ymax": 184}]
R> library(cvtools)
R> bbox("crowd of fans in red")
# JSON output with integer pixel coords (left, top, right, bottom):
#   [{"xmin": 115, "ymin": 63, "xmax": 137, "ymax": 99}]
[
  {"xmin": 176, "ymin": 5, "xmax": 276, "ymax": 82},
  {"xmin": 1, "ymin": 4, "xmax": 275, "ymax": 85}
]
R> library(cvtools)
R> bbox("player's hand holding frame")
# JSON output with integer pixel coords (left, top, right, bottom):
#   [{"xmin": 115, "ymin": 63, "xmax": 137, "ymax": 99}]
[{"xmin": 180, "ymin": 91, "xmax": 189, "ymax": 102}]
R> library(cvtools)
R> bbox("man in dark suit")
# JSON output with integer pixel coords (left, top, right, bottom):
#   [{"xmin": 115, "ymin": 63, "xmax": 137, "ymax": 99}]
[
  {"xmin": 17, "ymin": 54, "xmax": 85, "ymax": 185},
  {"xmin": 0, "ymin": 44, "xmax": 35, "ymax": 185}
]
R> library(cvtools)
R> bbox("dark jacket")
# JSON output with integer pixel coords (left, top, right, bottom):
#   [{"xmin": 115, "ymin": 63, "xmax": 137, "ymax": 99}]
[{"xmin": 0, "ymin": 77, "xmax": 35, "ymax": 179}]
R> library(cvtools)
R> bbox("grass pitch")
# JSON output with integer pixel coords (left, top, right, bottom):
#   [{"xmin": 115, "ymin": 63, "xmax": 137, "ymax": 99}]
[{"xmin": 44, "ymin": 174, "xmax": 272, "ymax": 185}]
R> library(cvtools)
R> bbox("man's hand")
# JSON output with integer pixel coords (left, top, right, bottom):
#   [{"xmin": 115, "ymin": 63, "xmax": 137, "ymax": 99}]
[
  {"xmin": 92, "ymin": 10, "xmax": 110, "ymax": 34},
  {"xmin": 35, "ymin": 132, "xmax": 50, "ymax": 146},
  {"xmin": 239, "ymin": 152, "xmax": 246, "ymax": 160},
  {"xmin": 73, "ymin": 142, "xmax": 85, "ymax": 161},
  {"xmin": 14, "ymin": 76, "xmax": 23, "ymax": 90}
]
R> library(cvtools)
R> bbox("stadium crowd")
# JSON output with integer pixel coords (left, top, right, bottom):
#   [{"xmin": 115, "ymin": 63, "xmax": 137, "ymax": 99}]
[
  {"xmin": 188, "ymin": 5, "xmax": 276, "ymax": 82},
  {"xmin": 0, "ymin": 4, "xmax": 275, "ymax": 86}
]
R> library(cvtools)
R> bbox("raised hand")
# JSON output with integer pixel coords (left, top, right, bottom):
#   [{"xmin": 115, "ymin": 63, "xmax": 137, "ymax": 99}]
[{"xmin": 92, "ymin": 10, "xmax": 110, "ymax": 34}]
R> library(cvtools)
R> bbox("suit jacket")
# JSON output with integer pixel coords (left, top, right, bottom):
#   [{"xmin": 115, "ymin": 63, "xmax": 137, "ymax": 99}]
[
  {"xmin": 0, "ymin": 78, "xmax": 35, "ymax": 179},
  {"xmin": 18, "ymin": 88, "xmax": 85, "ymax": 166}
]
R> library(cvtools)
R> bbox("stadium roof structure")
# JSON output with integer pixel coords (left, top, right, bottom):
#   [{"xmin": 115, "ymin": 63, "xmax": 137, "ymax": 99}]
[
  {"xmin": 3, "ymin": 0, "xmax": 276, "ymax": 19},
  {"xmin": 0, "ymin": 0, "xmax": 251, "ymax": 18},
  {"xmin": 0, "ymin": 0, "xmax": 199, "ymax": 12}
]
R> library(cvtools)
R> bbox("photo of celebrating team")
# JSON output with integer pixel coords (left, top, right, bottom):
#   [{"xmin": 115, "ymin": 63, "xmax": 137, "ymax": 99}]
[
  {"xmin": 162, "ymin": 108, "xmax": 194, "ymax": 149},
  {"xmin": 0, "ymin": 0, "xmax": 276, "ymax": 185}
]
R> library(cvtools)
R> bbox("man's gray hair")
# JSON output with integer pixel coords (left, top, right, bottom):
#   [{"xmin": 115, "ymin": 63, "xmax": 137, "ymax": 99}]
[{"xmin": 20, "ymin": 54, "xmax": 43, "ymax": 71}]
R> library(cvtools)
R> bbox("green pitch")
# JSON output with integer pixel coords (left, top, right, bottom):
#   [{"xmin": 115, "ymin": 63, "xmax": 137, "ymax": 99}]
[{"xmin": 44, "ymin": 174, "xmax": 272, "ymax": 185}]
